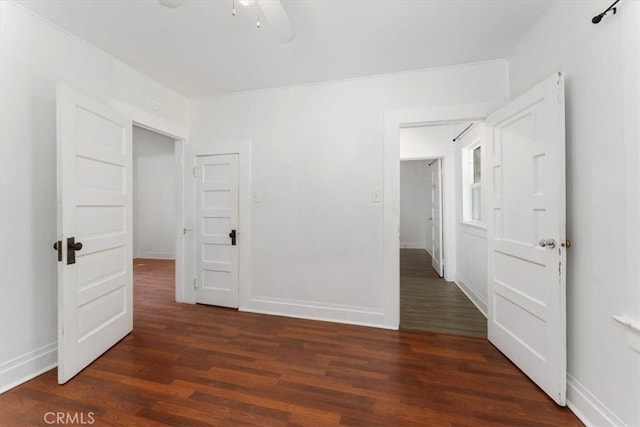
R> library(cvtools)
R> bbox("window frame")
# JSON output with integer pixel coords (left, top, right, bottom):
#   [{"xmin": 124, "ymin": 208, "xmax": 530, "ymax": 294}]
[{"xmin": 461, "ymin": 139, "xmax": 485, "ymax": 228}]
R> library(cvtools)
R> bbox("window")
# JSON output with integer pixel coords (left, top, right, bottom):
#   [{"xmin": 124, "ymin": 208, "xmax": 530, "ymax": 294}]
[
  {"xmin": 471, "ymin": 145, "xmax": 482, "ymax": 221},
  {"xmin": 462, "ymin": 143, "xmax": 483, "ymax": 225}
]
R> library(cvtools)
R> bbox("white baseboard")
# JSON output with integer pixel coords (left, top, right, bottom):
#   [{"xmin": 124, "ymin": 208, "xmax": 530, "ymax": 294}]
[
  {"xmin": 400, "ymin": 242, "xmax": 425, "ymax": 249},
  {"xmin": 243, "ymin": 297, "xmax": 394, "ymax": 330},
  {"xmin": 0, "ymin": 342, "xmax": 57, "ymax": 394},
  {"xmin": 567, "ymin": 374, "xmax": 625, "ymax": 427},
  {"xmin": 134, "ymin": 252, "xmax": 175, "ymax": 260},
  {"xmin": 454, "ymin": 275, "xmax": 487, "ymax": 317}
]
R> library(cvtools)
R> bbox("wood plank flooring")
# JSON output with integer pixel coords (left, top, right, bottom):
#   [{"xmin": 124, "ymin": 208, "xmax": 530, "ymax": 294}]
[
  {"xmin": 0, "ymin": 259, "xmax": 581, "ymax": 426},
  {"xmin": 400, "ymin": 249, "xmax": 488, "ymax": 337}
]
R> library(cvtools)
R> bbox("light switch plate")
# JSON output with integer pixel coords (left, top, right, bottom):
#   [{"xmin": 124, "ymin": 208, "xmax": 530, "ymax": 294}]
[{"xmin": 372, "ymin": 190, "xmax": 382, "ymax": 203}]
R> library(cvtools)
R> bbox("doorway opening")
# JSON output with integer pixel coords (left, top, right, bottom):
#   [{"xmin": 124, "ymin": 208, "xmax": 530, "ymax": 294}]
[
  {"xmin": 398, "ymin": 122, "xmax": 486, "ymax": 337},
  {"xmin": 132, "ymin": 126, "xmax": 181, "ymax": 308}
]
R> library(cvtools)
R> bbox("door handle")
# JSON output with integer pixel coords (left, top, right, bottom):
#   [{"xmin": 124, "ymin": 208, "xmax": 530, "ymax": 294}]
[
  {"xmin": 229, "ymin": 229, "xmax": 237, "ymax": 246},
  {"xmin": 53, "ymin": 240, "xmax": 62, "ymax": 262},
  {"xmin": 538, "ymin": 238, "xmax": 556, "ymax": 249},
  {"xmin": 66, "ymin": 237, "xmax": 83, "ymax": 265}
]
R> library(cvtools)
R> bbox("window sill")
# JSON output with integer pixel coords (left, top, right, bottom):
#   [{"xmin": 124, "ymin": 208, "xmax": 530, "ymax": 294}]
[{"xmin": 460, "ymin": 220, "xmax": 486, "ymax": 230}]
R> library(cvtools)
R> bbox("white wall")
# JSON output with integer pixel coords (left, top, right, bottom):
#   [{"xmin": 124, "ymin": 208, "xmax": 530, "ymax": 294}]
[
  {"xmin": 509, "ymin": 1, "xmax": 640, "ymax": 425},
  {"xmin": 133, "ymin": 126, "xmax": 177, "ymax": 259},
  {"xmin": 189, "ymin": 61, "xmax": 508, "ymax": 327},
  {"xmin": 453, "ymin": 123, "xmax": 487, "ymax": 315},
  {"xmin": 400, "ymin": 160, "xmax": 429, "ymax": 249},
  {"xmin": 0, "ymin": 2, "xmax": 187, "ymax": 393}
]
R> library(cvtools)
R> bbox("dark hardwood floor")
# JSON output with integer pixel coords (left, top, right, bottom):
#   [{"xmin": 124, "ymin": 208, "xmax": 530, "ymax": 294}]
[
  {"xmin": 400, "ymin": 249, "xmax": 488, "ymax": 337},
  {"xmin": 0, "ymin": 259, "xmax": 581, "ymax": 426}
]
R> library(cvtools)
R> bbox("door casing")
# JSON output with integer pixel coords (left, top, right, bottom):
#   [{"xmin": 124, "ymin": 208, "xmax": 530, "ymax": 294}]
[
  {"xmin": 431, "ymin": 158, "xmax": 444, "ymax": 277},
  {"xmin": 384, "ymin": 102, "xmax": 500, "ymax": 328},
  {"xmin": 109, "ymin": 100, "xmax": 188, "ymax": 303}
]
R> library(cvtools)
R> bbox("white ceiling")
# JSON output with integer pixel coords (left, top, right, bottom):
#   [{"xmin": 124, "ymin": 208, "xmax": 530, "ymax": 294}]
[{"xmin": 15, "ymin": 0, "xmax": 553, "ymax": 97}]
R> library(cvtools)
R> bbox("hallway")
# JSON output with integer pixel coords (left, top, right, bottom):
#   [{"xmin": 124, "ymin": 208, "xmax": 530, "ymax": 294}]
[{"xmin": 400, "ymin": 249, "xmax": 487, "ymax": 337}]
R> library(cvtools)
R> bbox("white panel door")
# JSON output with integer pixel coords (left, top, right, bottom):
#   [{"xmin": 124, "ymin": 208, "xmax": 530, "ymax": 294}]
[
  {"xmin": 486, "ymin": 72, "xmax": 566, "ymax": 405},
  {"xmin": 56, "ymin": 84, "xmax": 133, "ymax": 384},
  {"xmin": 195, "ymin": 154, "xmax": 239, "ymax": 308},
  {"xmin": 431, "ymin": 159, "xmax": 444, "ymax": 277}
]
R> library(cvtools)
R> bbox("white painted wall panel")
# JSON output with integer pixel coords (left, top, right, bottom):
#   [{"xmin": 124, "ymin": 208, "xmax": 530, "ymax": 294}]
[
  {"xmin": 456, "ymin": 226, "xmax": 487, "ymax": 314},
  {"xmin": 509, "ymin": 1, "xmax": 640, "ymax": 425}
]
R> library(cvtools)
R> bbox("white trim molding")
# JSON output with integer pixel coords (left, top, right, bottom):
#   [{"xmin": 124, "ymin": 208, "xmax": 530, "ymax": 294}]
[
  {"xmin": 455, "ymin": 276, "xmax": 488, "ymax": 317},
  {"xmin": 567, "ymin": 374, "xmax": 625, "ymax": 427},
  {"xmin": 244, "ymin": 297, "xmax": 390, "ymax": 330},
  {"xmin": 109, "ymin": 100, "xmax": 188, "ymax": 141},
  {"xmin": 134, "ymin": 252, "xmax": 175, "ymax": 260},
  {"xmin": 0, "ymin": 342, "xmax": 57, "ymax": 394}
]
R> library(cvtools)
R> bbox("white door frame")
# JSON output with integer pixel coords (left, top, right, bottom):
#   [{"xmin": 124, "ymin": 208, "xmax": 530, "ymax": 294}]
[
  {"xmin": 430, "ymin": 158, "xmax": 444, "ymax": 277},
  {"xmin": 183, "ymin": 141, "xmax": 252, "ymax": 307},
  {"xmin": 109, "ymin": 101, "xmax": 188, "ymax": 303},
  {"xmin": 427, "ymin": 158, "xmax": 443, "ymax": 260},
  {"xmin": 383, "ymin": 102, "xmax": 501, "ymax": 328}
]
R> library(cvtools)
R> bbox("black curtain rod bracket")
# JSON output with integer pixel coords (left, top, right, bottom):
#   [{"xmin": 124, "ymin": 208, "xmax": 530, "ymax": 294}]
[
  {"xmin": 452, "ymin": 123, "xmax": 474, "ymax": 143},
  {"xmin": 592, "ymin": 0, "xmax": 620, "ymax": 24}
]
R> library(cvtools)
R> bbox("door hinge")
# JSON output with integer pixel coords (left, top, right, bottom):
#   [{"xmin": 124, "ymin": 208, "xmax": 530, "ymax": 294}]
[
  {"xmin": 193, "ymin": 278, "xmax": 198, "ymax": 289},
  {"xmin": 193, "ymin": 166, "xmax": 199, "ymax": 177}
]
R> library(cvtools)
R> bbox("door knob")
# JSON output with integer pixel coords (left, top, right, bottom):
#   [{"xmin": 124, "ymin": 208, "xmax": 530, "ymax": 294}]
[
  {"xmin": 229, "ymin": 229, "xmax": 237, "ymax": 246},
  {"xmin": 66, "ymin": 237, "xmax": 83, "ymax": 265},
  {"xmin": 538, "ymin": 238, "xmax": 556, "ymax": 249}
]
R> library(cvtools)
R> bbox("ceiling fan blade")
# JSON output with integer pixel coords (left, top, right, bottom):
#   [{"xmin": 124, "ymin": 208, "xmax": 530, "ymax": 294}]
[{"xmin": 257, "ymin": 0, "xmax": 295, "ymax": 43}]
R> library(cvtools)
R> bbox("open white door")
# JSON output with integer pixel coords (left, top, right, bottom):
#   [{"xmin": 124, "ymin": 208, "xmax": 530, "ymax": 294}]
[
  {"xmin": 486, "ymin": 72, "xmax": 566, "ymax": 405},
  {"xmin": 56, "ymin": 84, "xmax": 133, "ymax": 384},
  {"xmin": 431, "ymin": 159, "xmax": 444, "ymax": 277},
  {"xmin": 190, "ymin": 151, "xmax": 239, "ymax": 308}
]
